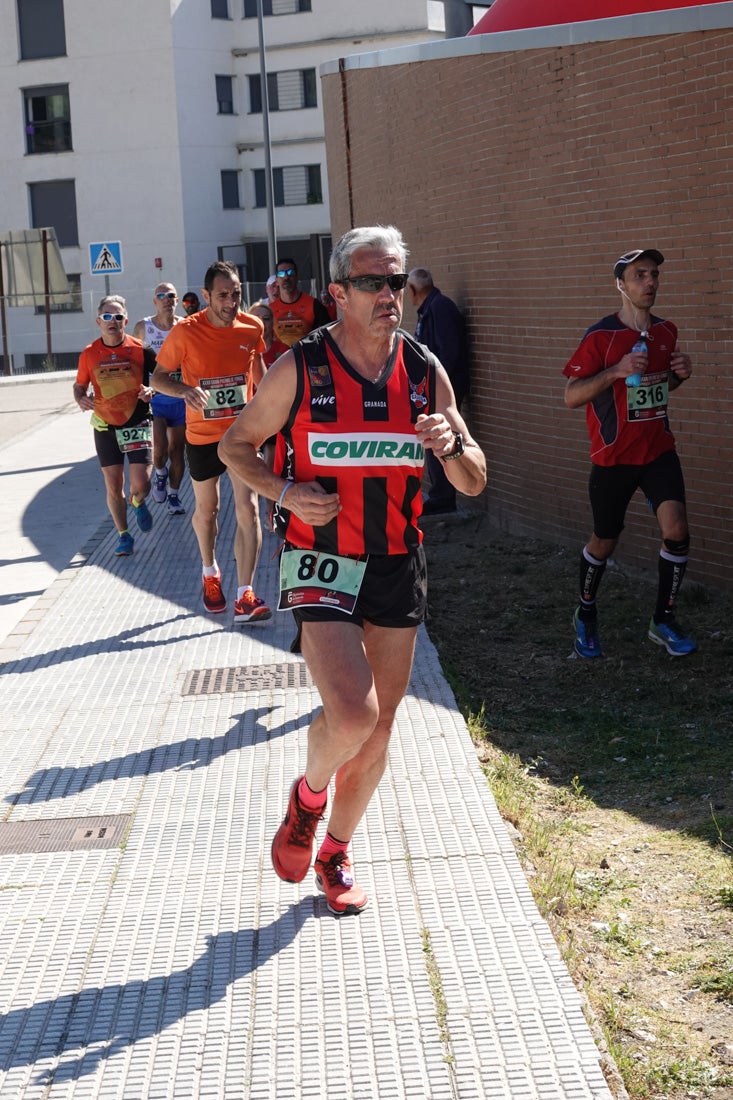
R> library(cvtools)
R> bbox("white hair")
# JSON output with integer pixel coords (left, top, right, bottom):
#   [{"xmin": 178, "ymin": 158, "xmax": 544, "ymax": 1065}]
[
  {"xmin": 407, "ymin": 268, "xmax": 434, "ymax": 292},
  {"xmin": 97, "ymin": 294, "xmax": 127, "ymax": 314},
  {"xmin": 329, "ymin": 225, "xmax": 408, "ymax": 282}
]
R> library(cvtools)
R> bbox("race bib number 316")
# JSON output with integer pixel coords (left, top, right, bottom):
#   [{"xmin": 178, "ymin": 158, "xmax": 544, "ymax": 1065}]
[{"xmin": 627, "ymin": 373, "xmax": 669, "ymax": 421}]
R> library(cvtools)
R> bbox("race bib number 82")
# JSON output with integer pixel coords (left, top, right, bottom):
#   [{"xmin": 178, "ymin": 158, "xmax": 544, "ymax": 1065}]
[{"xmin": 200, "ymin": 373, "xmax": 247, "ymax": 420}]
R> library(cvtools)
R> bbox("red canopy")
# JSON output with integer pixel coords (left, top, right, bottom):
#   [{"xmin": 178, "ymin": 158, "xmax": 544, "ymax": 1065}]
[{"xmin": 469, "ymin": 0, "xmax": 724, "ymax": 34}]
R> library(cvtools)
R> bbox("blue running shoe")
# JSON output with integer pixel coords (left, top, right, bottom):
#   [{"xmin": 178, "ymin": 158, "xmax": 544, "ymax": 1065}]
[
  {"xmin": 130, "ymin": 496, "xmax": 153, "ymax": 532},
  {"xmin": 573, "ymin": 606, "xmax": 603, "ymax": 659},
  {"xmin": 152, "ymin": 468, "xmax": 168, "ymax": 503},
  {"xmin": 167, "ymin": 492, "xmax": 185, "ymax": 515},
  {"xmin": 648, "ymin": 617, "xmax": 697, "ymax": 656},
  {"xmin": 114, "ymin": 531, "xmax": 134, "ymax": 556}
]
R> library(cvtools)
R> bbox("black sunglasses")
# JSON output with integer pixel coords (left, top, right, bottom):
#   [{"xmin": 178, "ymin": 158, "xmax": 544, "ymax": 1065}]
[
  {"xmin": 276, "ymin": 268, "xmax": 296, "ymax": 278},
  {"xmin": 341, "ymin": 273, "xmax": 408, "ymax": 293}
]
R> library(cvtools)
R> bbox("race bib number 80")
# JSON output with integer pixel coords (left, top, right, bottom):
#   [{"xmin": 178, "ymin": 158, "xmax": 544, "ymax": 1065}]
[{"xmin": 278, "ymin": 546, "xmax": 367, "ymax": 615}]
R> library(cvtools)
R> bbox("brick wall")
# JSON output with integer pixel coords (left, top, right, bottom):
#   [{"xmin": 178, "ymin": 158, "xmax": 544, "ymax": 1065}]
[{"xmin": 322, "ymin": 28, "xmax": 733, "ymax": 590}]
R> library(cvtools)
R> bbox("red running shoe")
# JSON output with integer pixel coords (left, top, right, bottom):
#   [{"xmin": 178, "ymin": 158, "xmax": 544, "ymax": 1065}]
[
  {"xmin": 234, "ymin": 589, "xmax": 272, "ymax": 624},
  {"xmin": 314, "ymin": 852, "xmax": 368, "ymax": 916},
  {"xmin": 202, "ymin": 571, "xmax": 226, "ymax": 614},
  {"xmin": 271, "ymin": 779, "xmax": 324, "ymax": 883}
]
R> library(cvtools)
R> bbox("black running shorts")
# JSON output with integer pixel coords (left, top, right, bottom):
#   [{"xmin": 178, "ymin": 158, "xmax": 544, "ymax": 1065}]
[
  {"xmin": 94, "ymin": 421, "xmax": 152, "ymax": 469},
  {"xmin": 186, "ymin": 440, "xmax": 227, "ymax": 482},
  {"xmin": 292, "ymin": 544, "xmax": 427, "ymax": 630},
  {"xmin": 589, "ymin": 449, "xmax": 686, "ymax": 540}
]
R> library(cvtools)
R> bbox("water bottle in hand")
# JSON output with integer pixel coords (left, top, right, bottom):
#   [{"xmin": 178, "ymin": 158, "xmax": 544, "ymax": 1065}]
[{"xmin": 626, "ymin": 337, "xmax": 647, "ymax": 388}]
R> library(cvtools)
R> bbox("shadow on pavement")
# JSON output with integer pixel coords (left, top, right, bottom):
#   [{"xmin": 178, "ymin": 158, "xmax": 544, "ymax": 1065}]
[
  {"xmin": 5, "ymin": 705, "xmax": 319, "ymax": 807},
  {"xmin": 0, "ymin": 904, "xmax": 315, "ymax": 1084}
]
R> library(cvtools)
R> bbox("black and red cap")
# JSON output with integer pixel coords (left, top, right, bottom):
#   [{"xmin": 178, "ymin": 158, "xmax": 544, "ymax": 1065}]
[{"xmin": 613, "ymin": 249, "xmax": 664, "ymax": 279}]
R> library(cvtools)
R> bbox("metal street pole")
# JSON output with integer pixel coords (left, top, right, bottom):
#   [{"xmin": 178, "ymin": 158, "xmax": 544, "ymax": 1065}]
[
  {"xmin": 41, "ymin": 228, "xmax": 54, "ymax": 369},
  {"xmin": 0, "ymin": 243, "xmax": 9, "ymax": 376},
  {"xmin": 257, "ymin": 0, "xmax": 278, "ymax": 274}
]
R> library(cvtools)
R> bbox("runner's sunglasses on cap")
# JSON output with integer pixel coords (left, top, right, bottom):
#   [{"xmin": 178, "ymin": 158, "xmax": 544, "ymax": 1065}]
[
  {"xmin": 613, "ymin": 249, "xmax": 664, "ymax": 279},
  {"xmin": 340, "ymin": 273, "xmax": 409, "ymax": 293}
]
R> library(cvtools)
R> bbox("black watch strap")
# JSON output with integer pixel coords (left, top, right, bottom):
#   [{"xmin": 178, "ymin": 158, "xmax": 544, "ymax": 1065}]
[{"xmin": 442, "ymin": 431, "xmax": 465, "ymax": 461}]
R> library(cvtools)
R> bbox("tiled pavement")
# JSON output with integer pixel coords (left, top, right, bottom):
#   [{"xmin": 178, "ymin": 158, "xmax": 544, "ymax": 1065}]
[{"xmin": 0, "ymin": 389, "xmax": 616, "ymax": 1099}]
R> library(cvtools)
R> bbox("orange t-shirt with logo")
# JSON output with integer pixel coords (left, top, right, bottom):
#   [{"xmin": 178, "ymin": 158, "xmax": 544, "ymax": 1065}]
[
  {"xmin": 76, "ymin": 335, "xmax": 150, "ymax": 427},
  {"xmin": 155, "ymin": 310, "xmax": 265, "ymax": 444},
  {"xmin": 270, "ymin": 292, "xmax": 320, "ymax": 347}
]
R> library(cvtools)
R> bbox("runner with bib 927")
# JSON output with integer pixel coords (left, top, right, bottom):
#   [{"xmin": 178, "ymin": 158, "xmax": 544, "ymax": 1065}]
[{"xmin": 73, "ymin": 295, "xmax": 156, "ymax": 557}]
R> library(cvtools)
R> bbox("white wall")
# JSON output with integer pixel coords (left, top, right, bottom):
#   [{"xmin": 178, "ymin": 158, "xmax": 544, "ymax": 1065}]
[{"xmin": 0, "ymin": 0, "xmax": 454, "ymax": 372}]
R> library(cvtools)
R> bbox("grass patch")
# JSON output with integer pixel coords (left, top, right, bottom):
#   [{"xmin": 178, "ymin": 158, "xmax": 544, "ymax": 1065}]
[
  {"xmin": 423, "ymin": 517, "xmax": 733, "ymax": 1099},
  {"xmin": 420, "ymin": 927, "xmax": 451, "ymax": 1055}
]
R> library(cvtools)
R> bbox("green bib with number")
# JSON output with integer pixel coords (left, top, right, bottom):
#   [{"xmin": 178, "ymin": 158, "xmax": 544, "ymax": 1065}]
[
  {"xmin": 200, "ymin": 373, "xmax": 247, "ymax": 420},
  {"xmin": 115, "ymin": 421, "xmax": 152, "ymax": 452},
  {"xmin": 627, "ymin": 373, "xmax": 669, "ymax": 421},
  {"xmin": 278, "ymin": 546, "xmax": 368, "ymax": 615}
]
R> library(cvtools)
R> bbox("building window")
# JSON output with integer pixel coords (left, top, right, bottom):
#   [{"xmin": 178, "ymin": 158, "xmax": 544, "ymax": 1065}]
[
  {"xmin": 216, "ymin": 75, "xmax": 234, "ymax": 115},
  {"xmin": 249, "ymin": 68, "xmax": 316, "ymax": 113},
  {"xmin": 17, "ymin": 0, "xmax": 66, "ymax": 59},
  {"xmin": 244, "ymin": 0, "xmax": 311, "ymax": 16},
  {"xmin": 221, "ymin": 170, "xmax": 241, "ymax": 210},
  {"xmin": 28, "ymin": 179, "xmax": 78, "ymax": 247},
  {"xmin": 34, "ymin": 272, "xmax": 82, "ymax": 314},
  {"xmin": 24, "ymin": 85, "xmax": 72, "ymax": 155},
  {"xmin": 211, "ymin": 0, "xmax": 229, "ymax": 15},
  {"xmin": 24, "ymin": 351, "xmax": 80, "ymax": 372},
  {"xmin": 254, "ymin": 165, "xmax": 322, "ymax": 208}
]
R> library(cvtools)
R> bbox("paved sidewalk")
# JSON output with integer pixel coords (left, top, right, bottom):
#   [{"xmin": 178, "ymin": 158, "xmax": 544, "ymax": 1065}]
[
  {"xmin": 0, "ymin": 373, "xmax": 106, "ymax": 644},
  {"xmin": 0, "ymin": 387, "xmax": 616, "ymax": 1099}
]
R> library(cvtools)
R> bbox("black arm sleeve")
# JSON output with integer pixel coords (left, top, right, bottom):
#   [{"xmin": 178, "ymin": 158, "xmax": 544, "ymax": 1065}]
[{"xmin": 142, "ymin": 346, "xmax": 157, "ymax": 386}]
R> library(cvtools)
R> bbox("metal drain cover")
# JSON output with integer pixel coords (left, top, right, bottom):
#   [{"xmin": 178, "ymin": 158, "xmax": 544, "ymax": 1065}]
[
  {"xmin": 183, "ymin": 661, "xmax": 313, "ymax": 696},
  {"xmin": 0, "ymin": 814, "xmax": 133, "ymax": 855}
]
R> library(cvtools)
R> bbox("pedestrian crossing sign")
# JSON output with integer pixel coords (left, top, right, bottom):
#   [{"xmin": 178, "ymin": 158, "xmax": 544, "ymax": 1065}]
[{"xmin": 89, "ymin": 241, "xmax": 123, "ymax": 275}]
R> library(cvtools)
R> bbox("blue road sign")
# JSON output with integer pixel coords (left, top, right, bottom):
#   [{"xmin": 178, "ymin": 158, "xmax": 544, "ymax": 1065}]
[{"xmin": 89, "ymin": 241, "xmax": 123, "ymax": 275}]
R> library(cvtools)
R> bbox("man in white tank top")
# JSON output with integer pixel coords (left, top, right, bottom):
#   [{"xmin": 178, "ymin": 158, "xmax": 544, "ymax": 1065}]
[{"xmin": 133, "ymin": 283, "xmax": 187, "ymax": 514}]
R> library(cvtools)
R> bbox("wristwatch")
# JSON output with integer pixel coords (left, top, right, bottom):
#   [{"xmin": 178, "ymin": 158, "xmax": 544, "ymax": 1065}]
[{"xmin": 442, "ymin": 431, "xmax": 465, "ymax": 461}]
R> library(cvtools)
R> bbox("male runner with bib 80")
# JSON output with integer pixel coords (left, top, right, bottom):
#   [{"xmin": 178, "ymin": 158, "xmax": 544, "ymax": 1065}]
[{"xmin": 219, "ymin": 226, "xmax": 486, "ymax": 915}]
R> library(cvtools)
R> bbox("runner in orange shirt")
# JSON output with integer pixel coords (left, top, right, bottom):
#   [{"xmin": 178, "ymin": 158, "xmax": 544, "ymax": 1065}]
[
  {"xmin": 270, "ymin": 257, "xmax": 330, "ymax": 347},
  {"xmin": 151, "ymin": 261, "xmax": 269, "ymax": 622},
  {"xmin": 73, "ymin": 295, "xmax": 155, "ymax": 557}
]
